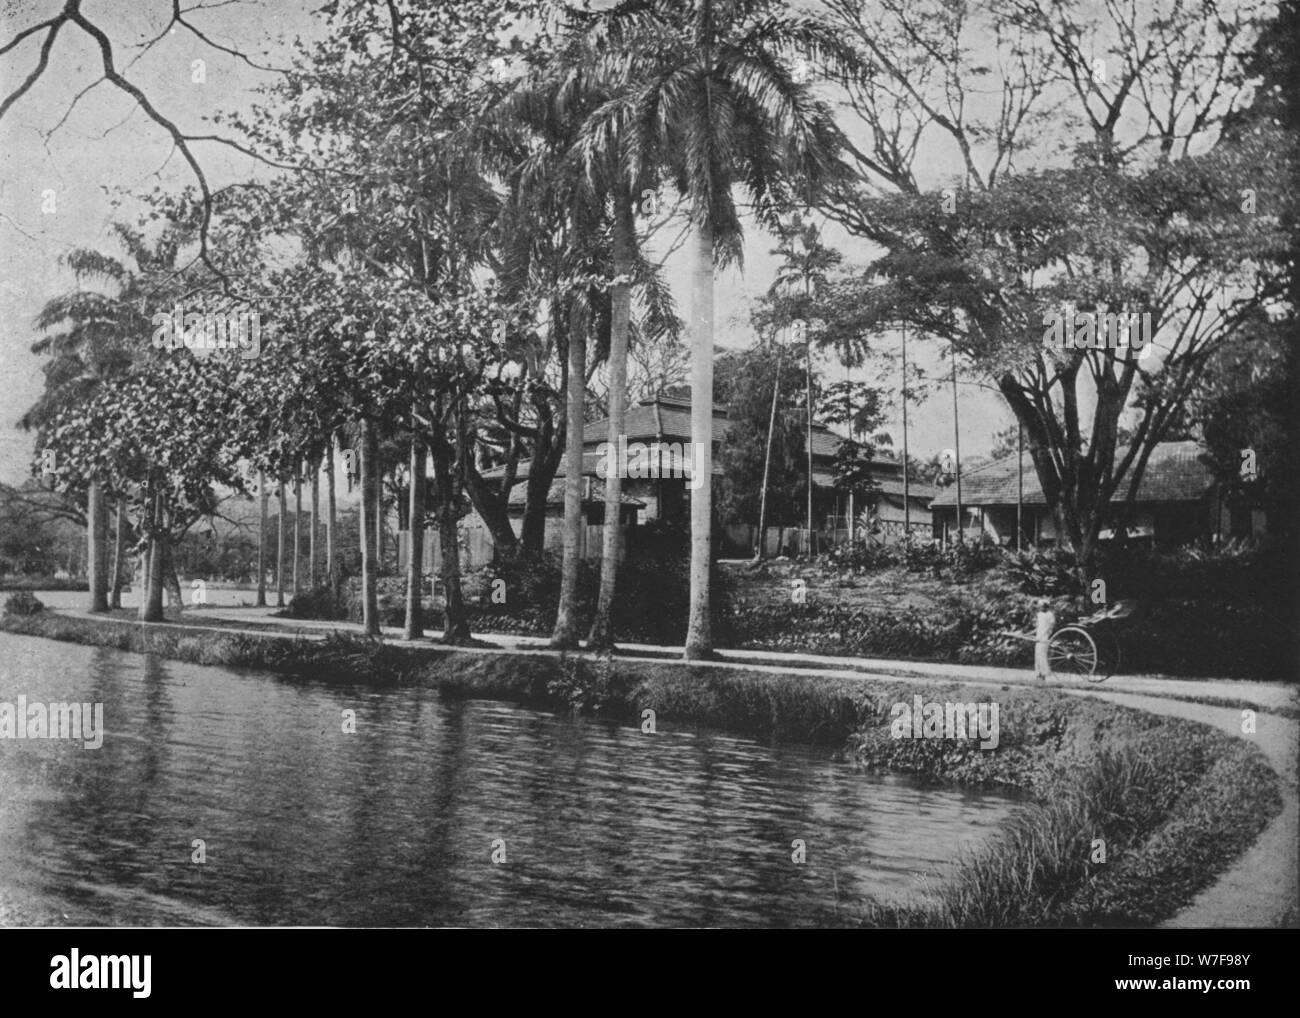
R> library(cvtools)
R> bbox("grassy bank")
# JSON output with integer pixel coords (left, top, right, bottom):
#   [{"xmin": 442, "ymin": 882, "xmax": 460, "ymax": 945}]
[{"xmin": 1, "ymin": 609, "xmax": 1284, "ymax": 928}]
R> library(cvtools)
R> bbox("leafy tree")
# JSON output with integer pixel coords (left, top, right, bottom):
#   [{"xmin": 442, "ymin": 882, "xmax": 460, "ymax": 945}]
[
  {"xmin": 819, "ymin": 0, "xmax": 1294, "ymax": 580},
  {"xmin": 21, "ymin": 226, "xmax": 179, "ymax": 611},
  {"xmin": 818, "ymin": 378, "xmax": 891, "ymax": 495},
  {"xmin": 717, "ymin": 344, "xmax": 807, "ymax": 537}
]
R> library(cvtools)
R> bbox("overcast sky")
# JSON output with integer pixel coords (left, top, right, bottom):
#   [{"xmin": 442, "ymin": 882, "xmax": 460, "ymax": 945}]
[{"xmin": 0, "ymin": 0, "xmax": 1007, "ymax": 489}]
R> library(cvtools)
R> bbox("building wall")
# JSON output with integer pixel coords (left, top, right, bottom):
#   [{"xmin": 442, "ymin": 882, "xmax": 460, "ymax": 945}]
[{"xmin": 931, "ymin": 500, "xmax": 1235, "ymax": 549}]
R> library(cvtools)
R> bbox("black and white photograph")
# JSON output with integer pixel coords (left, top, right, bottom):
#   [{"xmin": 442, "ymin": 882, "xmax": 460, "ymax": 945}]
[{"xmin": 0, "ymin": 0, "xmax": 1296, "ymax": 989}]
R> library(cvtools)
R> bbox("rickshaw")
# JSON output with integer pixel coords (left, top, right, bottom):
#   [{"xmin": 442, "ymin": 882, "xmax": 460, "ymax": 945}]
[{"xmin": 1003, "ymin": 598, "xmax": 1141, "ymax": 682}]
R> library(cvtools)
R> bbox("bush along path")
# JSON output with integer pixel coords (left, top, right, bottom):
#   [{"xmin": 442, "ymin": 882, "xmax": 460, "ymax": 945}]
[{"xmin": 1076, "ymin": 690, "xmax": 1298, "ymax": 929}]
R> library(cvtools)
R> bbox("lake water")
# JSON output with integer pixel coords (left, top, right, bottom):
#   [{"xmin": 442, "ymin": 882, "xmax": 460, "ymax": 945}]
[{"xmin": 0, "ymin": 632, "xmax": 1020, "ymax": 927}]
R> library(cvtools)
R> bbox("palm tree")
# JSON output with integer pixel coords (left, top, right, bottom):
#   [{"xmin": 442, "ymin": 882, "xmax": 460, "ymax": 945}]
[
  {"xmin": 767, "ymin": 215, "xmax": 842, "ymax": 554},
  {"xmin": 576, "ymin": 0, "xmax": 855, "ymax": 657},
  {"xmin": 493, "ymin": 56, "xmax": 630, "ymax": 649},
  {"xmin": 502, "ymin": 15, "xmax": 686, "ymax": 650},
  {"xmin": 551, "ymin": 292, "xmax": 591, "ymax": 648},
  {"xmin": 586, "ymin": 183, "xmax": 636, "ymax": 649}
]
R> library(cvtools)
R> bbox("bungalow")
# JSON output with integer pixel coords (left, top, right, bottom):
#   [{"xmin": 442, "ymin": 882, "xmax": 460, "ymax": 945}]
[
  {"xmin": 426, "ymin": 394, "xmax": 935, "ymax": 565},
  {"xmin": 397, "ymin": 459, "xmax": 644, "ymax": 573},
  {"xmin": 928, "ymin": 440, "xmax": 1264, "ymax": 548}
]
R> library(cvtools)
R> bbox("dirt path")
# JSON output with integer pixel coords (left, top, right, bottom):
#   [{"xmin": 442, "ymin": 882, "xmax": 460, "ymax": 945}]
[{"xmin": 1074, "ymin": 690, "xmax": 1298, "ymax": 928}]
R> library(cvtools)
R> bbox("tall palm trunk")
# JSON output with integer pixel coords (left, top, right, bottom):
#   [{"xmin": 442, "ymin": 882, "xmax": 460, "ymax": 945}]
[
  {"xmin": 256, "ymin": 469, "xmax": 268, "ymax": 607},
  {"xmin": 684, "ymin": 220, "xmax": 714, "ymax": 659},
  {"xmin": 588, "ymin": 189, "xmax": 635, "ymax": 650},
  {"xmin": 326, "ymin": 449, "xmax": 336, "ymax": 587},
  {"xmin": 404, "ymin": 432, "xmax": 426, "ymax": 640},
  {"xmin": 309, "ymin": 454, "xmax": 320, "ymax": 588},
  {"xmin": 292, "ymin": 466, "xmax": 301, "ymax": 598},
  {"xmin": 551, "ymin": 300, "xmax": 588, "ymax": 648},
  {"xmin": 87, "ymin": 477, "xmax": 109, "ymax": 612},
  {"xmin": 109, "ymin": 498, "xmax": 125, "ymax": 609},
  {"xmin": 756, "ymin": 343, "xmax": 784, "ymax": 561},
  {"xmin": 805, "ymin": 317, "xmax": 814, "ymax": 555},
  {"xmin": 276, "ymin": 480, "xmax": 286, "ymax": 607},
  {"xmin": 951, "ymin": 350, "xmax": 963, "ymax": 545},
  {"xmin": 358, "ymin": 419, "xmax": 380, "ymax": 636},
  {"xmin": 375, "ymin": 472, "xmax": 385, "ymax": 577}
]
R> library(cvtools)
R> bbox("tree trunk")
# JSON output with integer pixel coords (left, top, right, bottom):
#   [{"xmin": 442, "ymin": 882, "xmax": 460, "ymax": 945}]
[
  {"xmin": 140, "ymin": 507, "xmax": 152, "ymax": 614},
  {"xmin": 326, "ymin": 449, "xmax": 336, "ymax": 587},
  {"xmin": 256, "ymin": 470, "xmax": 268, "ymax": 607},
  {"xmin": 292, "ymin": 467, "xmax": 301, "ymax": 598},
  {"xmin": 276, "ymin": 480, "xmax": 286, "ymax": 608},
  {"xmin": 374, "ymin": 466, "xmax": 385, "ymax": 577},
  {"xmin": 404, "ymin": 433, "xmax": 425, "ymax": 640},
  {"xmin": 140, "ymin": 490, "xmax": 165, "ymax": 622},
  {"xmin": 163, "ymin": 534, "xmax": 183, "ymax": 612},
  {"xmin": 551, "ymin": 298, "xmax": 588, "ymax": 648},
  {"xmin": 756, "ymin": 344, "xmax": 784, "ymax": 561},
  {"xmin": 87, "ymin": 477, "xmax": 109, "ymax": 612},
  {"xmin": 588, "ymin": 188, "xmax": 635, "ymax": 650},
  {"xmin": 462, "ymin": 459, "xmax": 522, "ymax": 557},
  {"xmin": 430, "ymin": 421, "xmax": 470, "ymax": 645},
  {"xmin": 684, "ymin": 220, "xmax": 714, "ymax": 659},
  {"xmin": 358, "ymin": 420, "xmax": 380, "ymax": 636},
  {"xmin": 951, "ymin": 350, "xmax": 963, "ymax": 545},
  {"xmin": 109, "ymin": 498, "xmax": 125, "ymax": 609},
  {"xmin": 805, "ymin": 321, "xmax": 814, "ymax": 555},
  {"xmin": 521, "ymin": 348, "xmax": 565, "ymax": 556},
  {"xmin": 521, "ymin": 432, "xmax": 563, "ymax": 555},
  {"xmin": 309, "ymin": 454, "xmax": 320, "ymax": 587}
]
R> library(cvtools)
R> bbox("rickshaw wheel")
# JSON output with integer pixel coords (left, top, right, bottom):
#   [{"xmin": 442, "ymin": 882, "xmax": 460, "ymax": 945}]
[{"xmin": 1048, "ymin": 626, "xmax": 1098, "ymax": 676}]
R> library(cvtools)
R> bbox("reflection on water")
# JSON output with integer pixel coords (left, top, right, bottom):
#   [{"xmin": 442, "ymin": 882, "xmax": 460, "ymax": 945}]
[{"xmin": 0, "ymin": 633, "xmax": 1019, "ymax": 927}]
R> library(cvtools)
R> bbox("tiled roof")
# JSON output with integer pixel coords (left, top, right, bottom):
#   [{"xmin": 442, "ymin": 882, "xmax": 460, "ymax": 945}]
[
  {"xmin": 583, "ymin": 394, "xmax": 896, "ymax": 468},
  {"xmin": 582, "ymin": 396, "xmax": 726, "ymax": 446},
  {"xmin": 808, "ymin": 469, "xmax": 936, "ymax": 501},
  {"xmin": 868, "ymin": 475, "xmax": 939, "ymax": 500},
  {"xmin": 929, "ymin": 441, "xmax": 1214, "ymax": 508}
]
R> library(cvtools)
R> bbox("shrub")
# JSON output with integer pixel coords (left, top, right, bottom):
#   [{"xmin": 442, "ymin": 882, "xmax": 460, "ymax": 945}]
[
  {"xmin": 467, "ymin": 522, "xmax": 735, "ymax": 646},
  {"xmin": 822, "ymin": 541, "xmax": 907, "ymax": 574},
  {"xmin": 546, "ymin": 653, "xmax": 614, "ymax": 715},
  {"xmin": 3, "ymin": 591, "xmax": 46, "ymax": 617},
  {"xmin": 1004, "ymin": 547, "xmax": 1083, "ymax": 596},
  {"xmin": 947, "ymin": 537, "xmax": 1004, "ymax": 574},
  {"xmin": 285, "ymin": 584, "xmax": 350, "ymax": 621}
]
